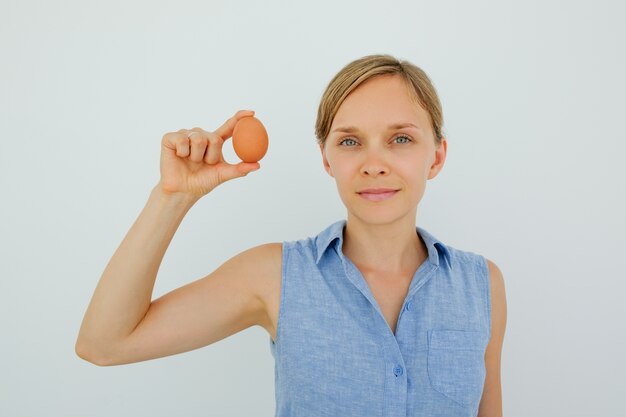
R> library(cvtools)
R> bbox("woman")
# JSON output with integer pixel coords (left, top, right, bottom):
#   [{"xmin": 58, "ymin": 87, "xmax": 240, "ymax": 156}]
[{"xmin": 76, "ymin": 54, "xmax": 507, "ymax": 417}]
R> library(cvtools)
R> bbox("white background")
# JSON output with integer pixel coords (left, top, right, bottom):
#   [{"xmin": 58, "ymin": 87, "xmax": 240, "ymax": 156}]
[{"xmin": 1, "ymin": 0, "xmax": 624, "ymax": 416}]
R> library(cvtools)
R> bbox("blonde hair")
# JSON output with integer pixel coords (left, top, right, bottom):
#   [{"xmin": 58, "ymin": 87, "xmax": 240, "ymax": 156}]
[{"xmin": 315, "ymin": 54, "xmax": 444, "ymax": 148}]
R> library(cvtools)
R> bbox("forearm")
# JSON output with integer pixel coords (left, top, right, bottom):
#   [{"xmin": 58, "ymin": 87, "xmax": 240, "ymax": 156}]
[{"xmin": 76, "ymin": 184, "xmax": 199, "ymax": 357}]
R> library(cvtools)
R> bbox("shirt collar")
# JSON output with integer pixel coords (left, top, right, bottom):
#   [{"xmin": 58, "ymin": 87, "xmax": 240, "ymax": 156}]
[{"xmin": 314, "ymin": 219, "xmax": 452, "ymax": 269}]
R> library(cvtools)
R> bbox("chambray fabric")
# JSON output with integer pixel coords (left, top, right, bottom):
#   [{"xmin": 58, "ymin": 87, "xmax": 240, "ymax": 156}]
[{"xmin": 269, "ymin": 219, "xmax": 491, "ymax": 417}]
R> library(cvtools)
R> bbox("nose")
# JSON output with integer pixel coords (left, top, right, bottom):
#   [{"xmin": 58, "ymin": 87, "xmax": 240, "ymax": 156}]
[{"xmin": 361, "ymin": 151, "xmax": 389, "ymax": 177}]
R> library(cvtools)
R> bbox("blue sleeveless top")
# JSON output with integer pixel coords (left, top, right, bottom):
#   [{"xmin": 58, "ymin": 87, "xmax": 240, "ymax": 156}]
[{"xmin": 269, "ymin": 219, "xmax": 491, "ymax": 417}]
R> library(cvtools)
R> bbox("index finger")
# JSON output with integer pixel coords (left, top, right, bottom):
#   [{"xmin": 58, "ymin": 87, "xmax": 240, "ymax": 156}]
[{"xmin": 214, "ymin": 109, "xmax": 255, "ymax": 140}]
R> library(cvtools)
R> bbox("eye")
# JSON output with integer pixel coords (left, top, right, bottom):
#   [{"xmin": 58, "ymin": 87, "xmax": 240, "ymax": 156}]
[
  {"xmin": 338, "ymin": 134, "xmax": 413, "ymax": 147},
  {"xmin": 338, "ymin": 138, "xmax": 358, "ymax": 146},
  {"xmin": 393, "ymin": 135, "xmax": 413, "ymax": 144}
]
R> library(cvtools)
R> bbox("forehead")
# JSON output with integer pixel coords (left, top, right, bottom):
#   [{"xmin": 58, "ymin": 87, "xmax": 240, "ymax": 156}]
[{"xmin": 331, "ymin": 74, "xmax": 429, "ymax": 129}]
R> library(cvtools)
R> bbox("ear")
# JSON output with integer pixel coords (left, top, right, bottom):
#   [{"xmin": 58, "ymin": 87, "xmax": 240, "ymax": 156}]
[
  {"xmin": 427, "ymin": 137, "xmax": 447, "ymax": 180},
  {"xmin": 320, "ymin": 143, "xmax": 334, "ymax": 177}
]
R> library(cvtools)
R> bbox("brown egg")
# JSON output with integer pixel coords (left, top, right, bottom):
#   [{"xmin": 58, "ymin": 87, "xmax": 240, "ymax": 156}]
[{"xmin": 232, "ymin": 116, "xmax": 269, "ymax": 163}]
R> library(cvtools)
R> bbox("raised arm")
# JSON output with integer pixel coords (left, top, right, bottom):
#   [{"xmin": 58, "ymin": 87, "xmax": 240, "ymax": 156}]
[{"xmin": 75, "ymin": 109, "xmax": 273, "ymax": 366}]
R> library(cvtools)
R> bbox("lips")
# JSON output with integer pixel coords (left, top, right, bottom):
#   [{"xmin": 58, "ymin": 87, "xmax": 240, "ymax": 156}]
[
  {"xmin": 357, "ymin": 188, "xmax": 399, "ymax": 194},
  {"xmin": 358, "ymin": 188, "xmax": 398, "ymax": 201}
]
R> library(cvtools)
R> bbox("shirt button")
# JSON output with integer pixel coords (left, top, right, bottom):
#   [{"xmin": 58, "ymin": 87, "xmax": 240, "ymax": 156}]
[
  {"xmin": 394, "ymin": 365, "xmax": 404, "ymax": 377},
  {"xmin": 405, "ymin": 300, "xmax": 413, "ymax": 311}
]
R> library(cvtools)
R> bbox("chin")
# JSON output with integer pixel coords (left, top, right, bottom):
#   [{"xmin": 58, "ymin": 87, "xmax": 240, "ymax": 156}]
[{"xmin": 347, "ymin": 207, "xmax": 406, "ymax": 226}]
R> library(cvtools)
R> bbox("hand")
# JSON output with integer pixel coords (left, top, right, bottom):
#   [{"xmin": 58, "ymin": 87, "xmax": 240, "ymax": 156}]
[{"xmin": 158, "ymin": 110, "xmax": 260, "ymax": 198}]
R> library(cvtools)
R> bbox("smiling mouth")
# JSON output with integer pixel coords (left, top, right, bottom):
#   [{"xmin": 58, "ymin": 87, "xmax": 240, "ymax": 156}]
[{"xmin": 358, "ymin": 190, "xmax": 399, "ymax": 202}]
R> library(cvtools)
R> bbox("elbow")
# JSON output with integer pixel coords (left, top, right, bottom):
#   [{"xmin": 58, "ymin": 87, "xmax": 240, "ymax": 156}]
[{"xmin": 75, "ymin": 340, "xmax": 115, "ymax": 367}]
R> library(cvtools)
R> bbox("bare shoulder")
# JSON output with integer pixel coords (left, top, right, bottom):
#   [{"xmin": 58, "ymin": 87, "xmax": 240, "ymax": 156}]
[
  {"xmin": 228, "ymin": 241, "xmax": 282, "ymax": 287},
  {"xmin": 243, "ymin": 241, "xmax": 283, "ymax": 305},
  {"xmin": 238, "ymin": 242, "xmax": 283, "ymax": 337}
]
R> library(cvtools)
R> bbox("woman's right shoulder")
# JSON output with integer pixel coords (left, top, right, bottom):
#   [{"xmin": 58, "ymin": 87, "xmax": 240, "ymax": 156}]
[
  {"xmin": 237, "ymin": 242, "xmax": 283, "ymax": 303},
  {"xmin": 234, "ymin": 242, "xmax": 283, "ymax": 339},
  {"xmin": 237, "ymin": 242, "xmax": 283, "ymax": 280},
  {"xmin": 242, "ymin": 237, "xmax": 315, "ymax": 279},
  {"xmin": 217, "ymin": 242, "xmax": 283, "ymax": 306}
]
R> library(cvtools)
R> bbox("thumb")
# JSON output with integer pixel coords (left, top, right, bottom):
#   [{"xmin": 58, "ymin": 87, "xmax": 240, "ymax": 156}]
[{"xmin": 220, "ymin": 162, "xmax": 261, "ymax": 182}]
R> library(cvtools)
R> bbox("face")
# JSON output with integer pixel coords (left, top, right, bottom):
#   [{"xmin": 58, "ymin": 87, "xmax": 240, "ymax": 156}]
[{"xmin": 320, "ymin": 74, "xmax": 447, "ymax": 225}]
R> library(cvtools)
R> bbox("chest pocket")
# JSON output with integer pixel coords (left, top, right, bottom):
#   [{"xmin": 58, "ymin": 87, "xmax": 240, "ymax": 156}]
[{"xmin": 427, "ymin": 329, "xmax": 488, "ymax": 410}]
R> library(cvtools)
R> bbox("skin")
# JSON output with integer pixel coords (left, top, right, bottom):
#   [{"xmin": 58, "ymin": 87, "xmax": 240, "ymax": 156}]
[
  {"xmin": 77, "ymin": 75, "xmax": 506, "ymax": 416},
  {"xmin": 320, "ymin": 73, "xmax": 446, "ymax": 274},
  {"xmin": 320, "ymin": 74, "xmax": 506, "ymax": 416}
]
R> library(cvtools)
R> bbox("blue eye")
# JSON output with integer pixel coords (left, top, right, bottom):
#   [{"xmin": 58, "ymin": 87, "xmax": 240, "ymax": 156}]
[
  {"xmin": 338, "ymin": 134, "xmax": 413, "ymax": 147},
  {"xmin": 394, "ymin": 135, "xmax": 412, "ymax": 144},
  {"xmin": 339, "ymin": 138, "xmax": 358, "ymax": 146}
]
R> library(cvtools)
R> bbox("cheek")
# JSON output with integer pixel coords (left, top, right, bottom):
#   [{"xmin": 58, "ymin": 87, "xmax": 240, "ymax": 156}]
[
  {"xmin": 328, "ymin": 160, "xmax": 353, "ymax": 181},
  {"xmin": 397, "ymin": 167, "xmax": 428, "ymax": 196}
]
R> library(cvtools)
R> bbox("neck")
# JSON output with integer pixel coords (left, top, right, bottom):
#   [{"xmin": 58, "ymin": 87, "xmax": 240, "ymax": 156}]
[{"xmin": 341, "ymin": 213, "xmax": 428, "ymax": 276}]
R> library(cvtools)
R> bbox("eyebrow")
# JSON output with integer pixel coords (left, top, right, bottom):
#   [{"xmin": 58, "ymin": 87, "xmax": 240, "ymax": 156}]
[{"xmin": 331, "ymin": 122, "xmax": 421, "ymax": 134}]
